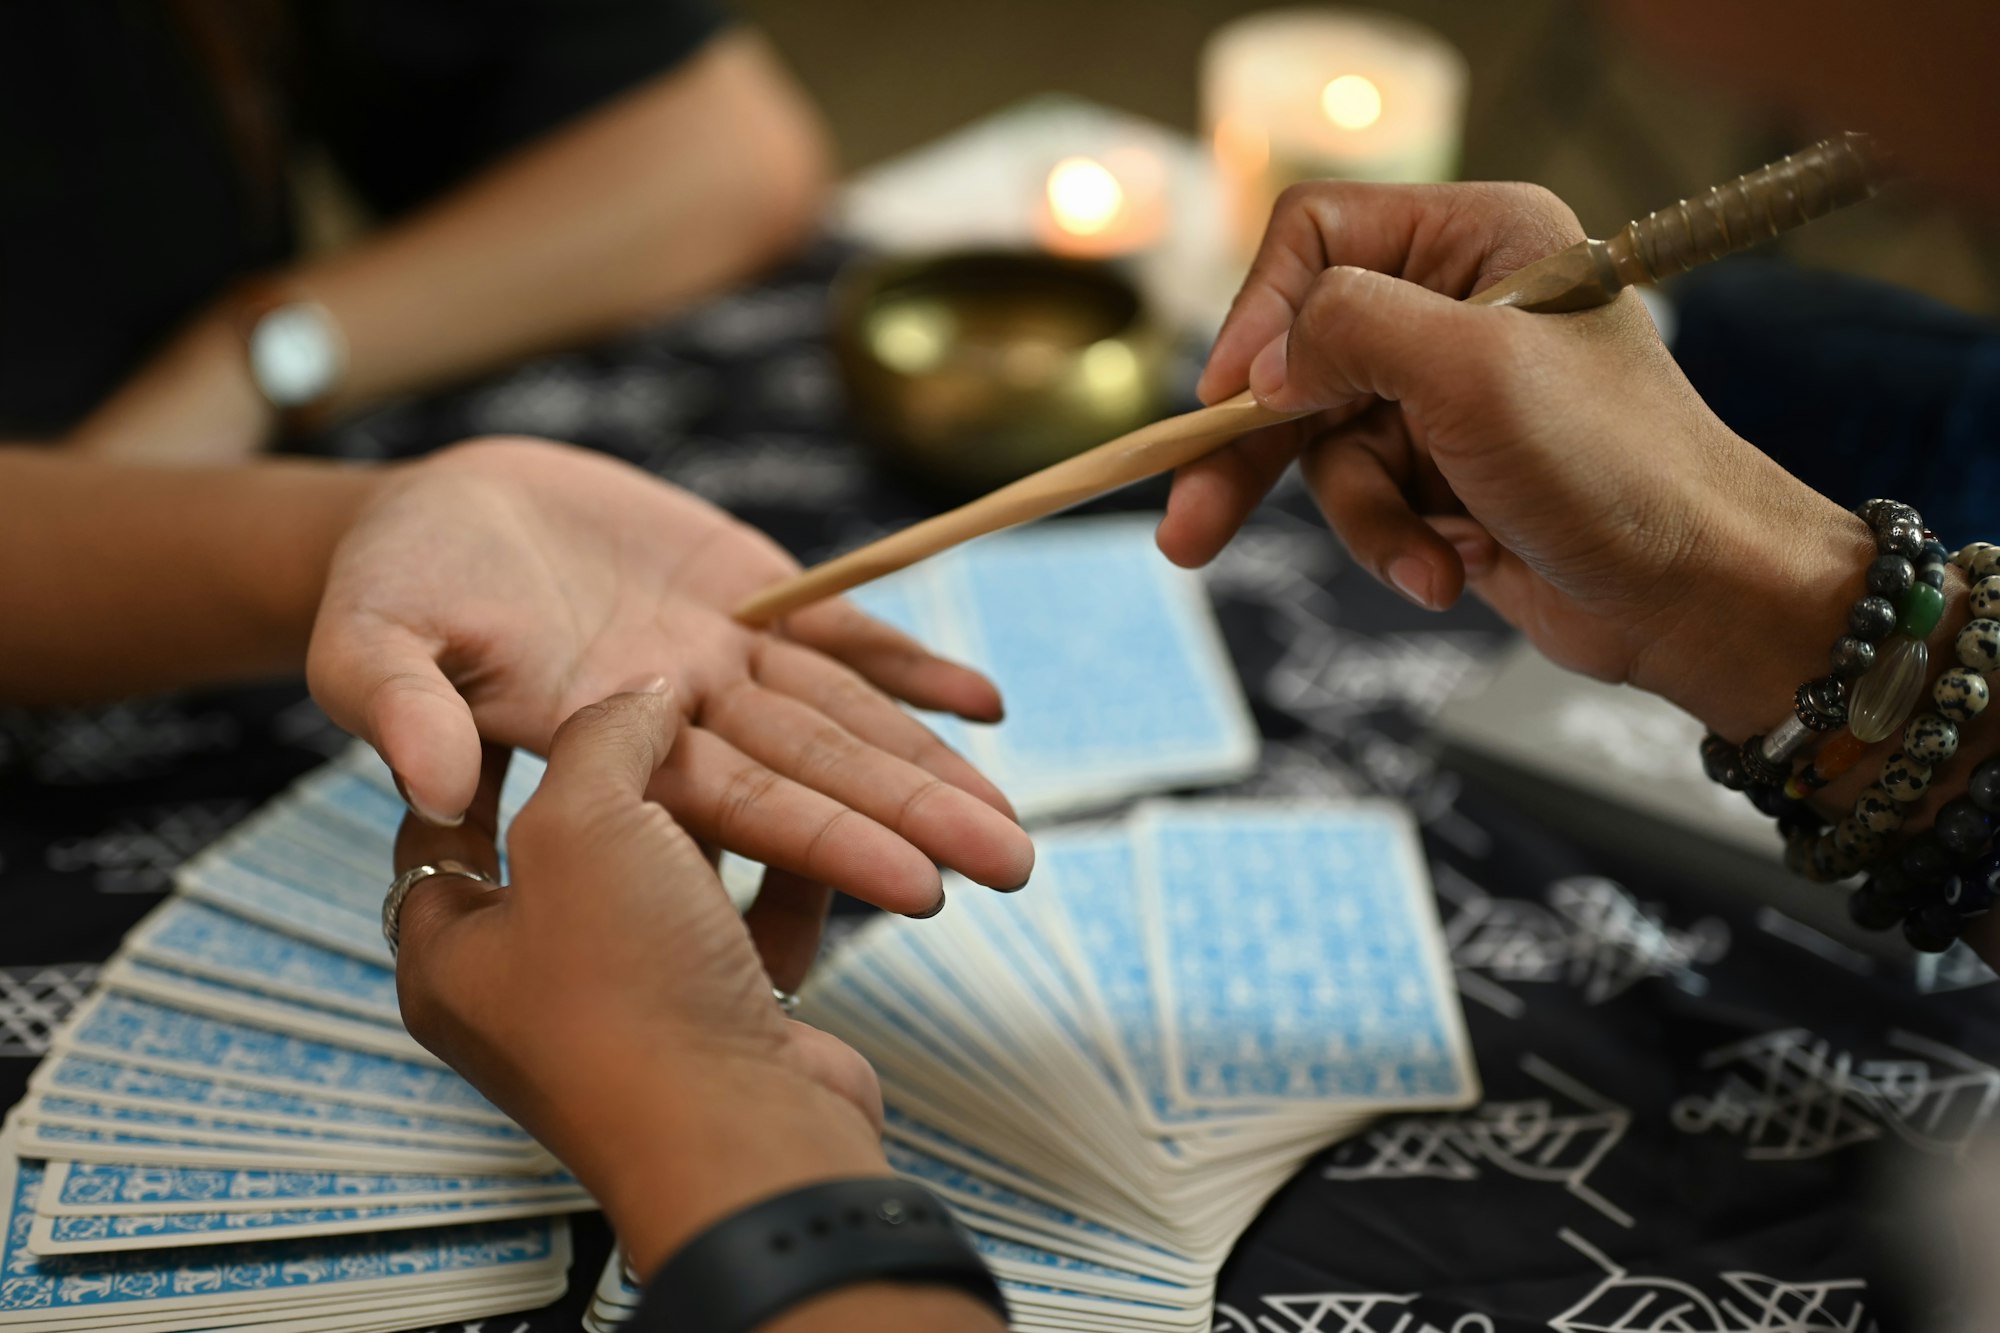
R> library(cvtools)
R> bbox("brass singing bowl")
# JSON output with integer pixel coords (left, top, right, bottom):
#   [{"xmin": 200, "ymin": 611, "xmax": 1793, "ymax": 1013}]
[{"xmin": 831, "ymin": 250, "xmax": 1170, "ymax": 494}]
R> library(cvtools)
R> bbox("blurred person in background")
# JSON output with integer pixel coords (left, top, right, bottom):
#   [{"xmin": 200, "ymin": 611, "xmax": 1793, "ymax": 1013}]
[{"xmin": 0, "ymin": 0, "xmax": 829, "ymax": 460}]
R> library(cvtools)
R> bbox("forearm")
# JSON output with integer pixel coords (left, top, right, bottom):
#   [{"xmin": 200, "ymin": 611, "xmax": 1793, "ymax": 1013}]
[
  {"xmin": 0, "ymin": 450, "xmax": 381, "ymax": 702},
  {"xmin": 304, "ymin": 31, "xmax": 829, "ymax": 409}
]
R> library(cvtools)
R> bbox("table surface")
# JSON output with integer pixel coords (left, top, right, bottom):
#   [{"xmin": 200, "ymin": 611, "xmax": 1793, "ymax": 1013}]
[{"xmin": 3, "ymin": 242, "xmax": 1991, "ymax": 1333}]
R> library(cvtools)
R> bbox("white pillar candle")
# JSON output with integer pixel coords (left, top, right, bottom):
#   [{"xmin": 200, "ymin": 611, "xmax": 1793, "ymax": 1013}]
[{"xmin": 1202, "ymin": 8, "xmax": 1467, "ymax": 255}]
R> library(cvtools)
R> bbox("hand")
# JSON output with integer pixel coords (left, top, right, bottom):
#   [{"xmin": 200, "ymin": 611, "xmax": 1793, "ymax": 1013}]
[
  {"xmin": 1159, "ymin": 180, "xmax": 1865, "ymax": 725},
  {"xmin": 392, "ymin": 692, "xmax": 888, "ymax": 1275},
  {"xmin": 65, "ymin": 310, "xmax": 275, "ymax": 462},
  {"xmin": 310, "ymin": 437, "xmax": 1033, "ymax": 914}
]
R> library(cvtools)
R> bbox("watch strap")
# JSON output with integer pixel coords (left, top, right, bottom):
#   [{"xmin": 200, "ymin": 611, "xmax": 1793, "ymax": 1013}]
[{"xmin": 633, "ymin": 1178, "xmax": 1005, "ymax": 1333}]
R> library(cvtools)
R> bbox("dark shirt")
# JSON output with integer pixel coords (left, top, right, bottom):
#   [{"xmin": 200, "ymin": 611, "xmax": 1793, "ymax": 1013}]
[{"xmin": 0, "ymin": 0, "xmax": 724, "ymax": 436}]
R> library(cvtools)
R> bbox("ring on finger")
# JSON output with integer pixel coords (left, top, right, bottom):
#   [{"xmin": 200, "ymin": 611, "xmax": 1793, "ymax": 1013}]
[{"xmin": 383, "ymin": 860, "xmax": 499, "ymax": 959}]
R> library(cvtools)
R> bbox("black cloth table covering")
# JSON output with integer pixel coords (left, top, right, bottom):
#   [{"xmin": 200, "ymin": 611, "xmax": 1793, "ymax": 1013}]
[{"xmin": 2, "ymin": 243, "xmax": 1989, "ymax": 1333}]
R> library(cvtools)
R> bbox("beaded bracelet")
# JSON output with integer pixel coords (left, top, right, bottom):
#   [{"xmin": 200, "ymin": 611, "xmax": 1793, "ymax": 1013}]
[
  {"xmin": 1840, "ymin": 544, "xmax": 2000, "ymax": 951},
  {"xmin": 1792, "ymin": 611, "xmax": 1996, "ymax": 886},
  {"xmin": 1698, "ymin": 499, "xmax": 1927, "ymax": 802}
]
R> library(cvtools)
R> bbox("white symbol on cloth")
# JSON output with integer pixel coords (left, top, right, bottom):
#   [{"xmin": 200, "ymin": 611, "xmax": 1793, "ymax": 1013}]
[
  {"xmin": 1438, "ymin": 867, "xmax": 1729, "ymax": 1017},
  {"xmin": 0, "ymin": 962, "xmax": 99, "ymax": 1057},
  {"xmin": 1673, "ymin": 1028, "xmax": 2000, "ymax": 1160},
  {"xmin": 1550, "ymin": 1228, "xmax": 1875, "ymax": 1332},
  {"xmin": 1212, "ymin": 1293, "xmax": 1495, "ymax": 1333},
  {"xmin": 1323, "ymin": 1054, "xmax": 1633, "ymax": 1226},
  {"xmin": 45, "ymin": 799, "xmax": 249, "ymax": 894}
]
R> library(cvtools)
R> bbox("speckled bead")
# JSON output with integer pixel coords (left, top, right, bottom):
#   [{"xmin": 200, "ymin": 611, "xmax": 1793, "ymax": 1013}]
[
  {"xmin": 1957, "ymin": 618, "xmax": 2000, "ymax": 673},
  {"xmin": 1831, "ymin": 819, "xmax": 1884, "ymax": 866},
  {"xmin": 1901, "ymin": 832, "xmax": 1956, "ymax": 884},
  {"xmin": 1830, "ymin": 636, "xmax": 1875, "ymax": 680},
  {"xmin": 1955, "ymin": 542, "xmax": 2000, "ymax": 577},
  {"xmin": 1975, "ymin": 546, "xmax": 2000, "ymax": 583},
  {"xmin": 1973, "ymin": 577, "xmax": 2000, "ymax": 620},
  {"xmin": 1881, "ymin": 751, "xmax": 1934, "ymax": 803},
  {"xmin": 1848, "ymin": 595, "xmax": 1898, "ymax": 641},
  {"xmin": 1867, "ymin": 553, "xmax": 1915, "ymax": 601},
  {"xmin": 1783, "ymin": 830, "xmax": 1816, "ymax": 878},
  {"xmin": 1969, "ymin": 758, "xmax": 2000, "ymax": 813},
  {"xmin": 1904, "ymin": 900, "xmax": 1962, "ymax": 953},
  {"xmin": 1816, "ymin": 833, "xmax": 1860, "ymax": 881},
  {"xmin": 1846, "ymin": 637, "xmax": 1929, "ymax": 742},
  {"xmin": 1903, "ymin": 714, "xmax": 1959, "ymax": 765},
  {"xmin": 1853, "ymin": 785, "xmax": 1903, "ymax": 835},
  {"xmin": 1934, "ymin": 667, "xmax": 1990, "ymax": 724},
  {"xmin": 1936, "ymin": 796, "xmax": 1997, "ymax": 858}
]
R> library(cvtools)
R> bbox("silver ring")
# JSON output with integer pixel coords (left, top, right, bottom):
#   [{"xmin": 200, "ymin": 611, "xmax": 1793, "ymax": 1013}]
[
  {"xmin": 773, "ymin": 988, "xmax": 801, "ymax": 1014},
  {"xmin": 383, "ymin": 861, "xmax": 498, "ymax": 958}
]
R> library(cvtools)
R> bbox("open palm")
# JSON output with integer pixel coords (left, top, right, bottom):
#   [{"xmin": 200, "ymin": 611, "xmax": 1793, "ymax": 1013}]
[{"xmin": 309, "ymin": 437, "xmax": 1032, "ymax": 914}]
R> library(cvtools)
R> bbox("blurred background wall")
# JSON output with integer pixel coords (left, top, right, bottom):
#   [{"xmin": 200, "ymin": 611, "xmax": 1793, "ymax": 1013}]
[{"xmin": 734, "ymin": 0, "xmax": 2000, "ymax": 313}]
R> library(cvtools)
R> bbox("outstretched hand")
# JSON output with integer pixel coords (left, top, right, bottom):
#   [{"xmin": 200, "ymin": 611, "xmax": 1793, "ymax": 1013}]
[
  {"xmin": 311, "ymin": 438, "xmax": 1033, "ymax": 915},
  {"xmin": 392, "ymin": 692, "xmax": 888, "ymax": 1273}
]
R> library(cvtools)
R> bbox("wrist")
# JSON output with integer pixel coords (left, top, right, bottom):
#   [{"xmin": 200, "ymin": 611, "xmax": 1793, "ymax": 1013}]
[
  {"xmin": 549, "ymin": 1056, "xmax": 889, "ymax": 1280},
  {"xmin": 1630, "ymin": 466, "xmax": 1874, "ymax": 740},
  {"xmin": 251, "ymin": 461, "xmax": 388, "ymax": 659}
]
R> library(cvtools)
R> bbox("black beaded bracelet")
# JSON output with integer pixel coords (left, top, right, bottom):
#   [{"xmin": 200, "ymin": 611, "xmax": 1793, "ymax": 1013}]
[{"xmin": 1700, "ymin": 499, "xmax": 1928, "ymax": 828}]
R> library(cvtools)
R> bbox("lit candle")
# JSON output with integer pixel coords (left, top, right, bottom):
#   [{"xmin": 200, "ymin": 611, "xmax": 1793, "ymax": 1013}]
[
  {"xmin": 1037, "ymin": 148, "xmax": 1167, "ymax": 259},
  {"xmin": 1202, "ymin": 8, "xmax": 1467, "ymax": 254}
]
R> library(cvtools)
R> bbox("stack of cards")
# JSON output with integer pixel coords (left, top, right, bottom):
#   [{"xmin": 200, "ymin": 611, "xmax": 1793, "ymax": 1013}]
[
  {"xmin": 0, "ymin": 746, "xmax": 583, "ymax": 1332},
  {"xmin": 848, "ymin": 516, "xmax": 1260, "ymax": 820},
  {"xmin": 588, "ymin": 800, "xmax": 1478, "ymax": 1332}
]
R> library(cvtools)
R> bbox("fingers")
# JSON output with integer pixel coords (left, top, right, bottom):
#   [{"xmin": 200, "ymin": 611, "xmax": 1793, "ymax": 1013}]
[
  {"xmin": 1197, "ymin": 180, "xmax": 1582, "ymax": 405},
  {"xmin": 648, "ymin": 725, "xmax": 948, "ymax": 915},
  {"xmin": 743, "ymin": 866, "xmax": 831, "ymax": 993},
  {"xmin": 390, "ymin": 744, "xmax": 511, "ymax": 984},
  {"xmin": 778, "ymin": 598, "xmax": 1005, "ymax": 723},
  {"xmin": 308, "ymin": 625, "xmax": 482, "ymax": 829},
  {"xmin": 394, "ymin": 744, "xmax": 511, "ymax": 880},
  {"xmin": 1157, "ymin": 425, "xmax": 1303, "ymax": 569},
  {"xmin": 524, "ymin": 689, "xmax": 680, "ymax": 829},
  {"xmin": 1257, "ymin": 265, "xmax": 1508, "ymax": 418},
  {"xmin": 1300, "ymin": 432, "xmax": 1468, "ymax": 611},
  {"xmin": 701, "ymin": 680, "xmax": 1033, "ymax": 892},
  {"xmin": 748, "ymin": 637, "xmax": 1017, "ymax": 819}
]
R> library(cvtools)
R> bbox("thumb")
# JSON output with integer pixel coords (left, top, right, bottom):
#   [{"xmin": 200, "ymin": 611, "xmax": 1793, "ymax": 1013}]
[
  {"xmin": 308, "ymin": 623, "xmax": 481, "ymax": 828},
  {"xmin": 1249, "ymin": 266, "xmax": 1501, "ymax": 416}
]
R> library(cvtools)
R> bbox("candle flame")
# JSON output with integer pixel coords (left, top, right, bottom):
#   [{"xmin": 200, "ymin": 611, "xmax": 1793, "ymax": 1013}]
[
  {"xmin": 1046, "ymin": 157, "xmax": 1125, "ymax": 237},
  {"xmin": 1321, "ymin": 74, "xmax": 1382, "ymax": 130}
]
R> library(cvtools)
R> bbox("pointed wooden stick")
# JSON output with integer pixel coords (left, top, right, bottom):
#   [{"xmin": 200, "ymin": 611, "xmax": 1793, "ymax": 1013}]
[{"xmin": 735, "ymin": 132, "xmax": 1890, "ymax": 627}]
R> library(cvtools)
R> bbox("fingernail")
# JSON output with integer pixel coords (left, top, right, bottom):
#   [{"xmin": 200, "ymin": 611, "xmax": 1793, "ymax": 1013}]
[
  {"xmin": 1247, "ymin": 331, "xmax": 1288, "ymax": 402},
  {"xmin": 911, "ymin": 893, "xmax": 946, "ymax": 919},
  {"xmin": 392, "ymin": 770, "xmax": 464, "ymax": 829},
  {"xmin": 614, "ymin": 674, "xmax": 670, "ymax": 695},
  {"xmin": 1387, "ymin": 556, "xmax": 1439, "ymax": 611}
]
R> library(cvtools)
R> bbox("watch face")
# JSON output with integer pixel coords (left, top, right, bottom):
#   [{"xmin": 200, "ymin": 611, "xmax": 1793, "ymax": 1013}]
[{"xmin": 249, "ymin": 304, "xmax": 345, "ymax": 408}]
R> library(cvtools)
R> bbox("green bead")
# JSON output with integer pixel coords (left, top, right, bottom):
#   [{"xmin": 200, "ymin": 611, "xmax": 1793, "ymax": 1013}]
[{"xmin": 1898, "ymin": 581, "xmax": 1946, "ymax": 638}]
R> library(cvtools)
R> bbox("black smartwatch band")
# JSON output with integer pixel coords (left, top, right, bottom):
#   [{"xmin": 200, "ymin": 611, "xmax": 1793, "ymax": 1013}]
[{"xmin": 633, "ymin": 1178, "xmax": 1007, "ymax": 1333}]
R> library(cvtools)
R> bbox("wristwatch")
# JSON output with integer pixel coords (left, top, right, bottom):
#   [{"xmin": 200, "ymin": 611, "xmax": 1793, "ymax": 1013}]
[{"xmin": 231, "ymin": 279, "xmax": 348, "ymax": 433}]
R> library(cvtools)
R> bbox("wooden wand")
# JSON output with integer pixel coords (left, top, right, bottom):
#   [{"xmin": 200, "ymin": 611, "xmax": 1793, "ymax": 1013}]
[{"xmin": 736, "ymin": 132, "xmax": 1892, "ymax": 627}]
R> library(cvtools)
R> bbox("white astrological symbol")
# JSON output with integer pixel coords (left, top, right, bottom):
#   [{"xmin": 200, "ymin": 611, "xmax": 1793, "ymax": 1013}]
[
  {"xmin": 1672, "ymin": 1028, "xmax": 2000, "ymax": 1161},
  {"xmin": 1323, "ymin": 1054, "xmax": 1634, "ymax": 1226},
  {"xmin": 1550, "ymin": 1228, "xmax": 1875, "ymax": 1332},
  {"xmin": 1211, "ymin": 1290, "xmax": 1496, "ymax": 1333},
  {"xmin": 0, "ymin": 962, "xmax": 99, "ymax": 1057},
  {"xmin": 1435, "ymin": 866, "xmax": 1728, "ymax": 1016}
]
